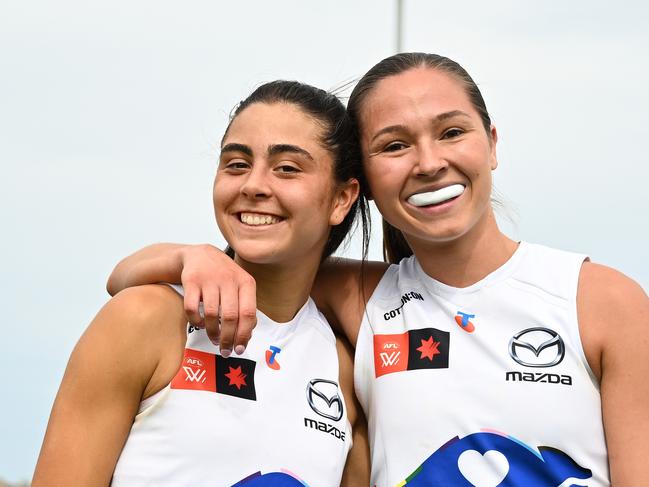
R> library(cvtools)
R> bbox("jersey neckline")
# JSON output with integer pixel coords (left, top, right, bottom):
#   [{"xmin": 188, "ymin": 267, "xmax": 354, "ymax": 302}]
[
  {"xmin": 412, "ymin": 241, "xmax": 528, "ymax": 296},
  {"xmin": 255, "ymin": 296, "xmax": 316, "ymax": 338}
]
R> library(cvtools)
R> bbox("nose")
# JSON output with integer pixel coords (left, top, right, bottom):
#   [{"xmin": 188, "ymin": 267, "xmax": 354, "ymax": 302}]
[
  {"xmin": 413, "ymin": 140, "xmax": 448, "ymax": 177},
  {"xmin": 240, "ymin": 164, "xmax": 271, "ymax": 199}
]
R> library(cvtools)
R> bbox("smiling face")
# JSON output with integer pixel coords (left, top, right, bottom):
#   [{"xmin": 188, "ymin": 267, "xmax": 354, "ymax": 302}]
[
  {"xmin": 215, "ymin": 102, "xmax": 355, "ymax": 267},
  {"xmin": 359, "ymin": 67, "xmax": 498, "ymax": 250}
]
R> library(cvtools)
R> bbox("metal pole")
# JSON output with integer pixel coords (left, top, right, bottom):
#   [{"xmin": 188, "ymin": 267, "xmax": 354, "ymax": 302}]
[{"xmin": 396, "ymin": 0, "xmax": 404, "ymax": 53}]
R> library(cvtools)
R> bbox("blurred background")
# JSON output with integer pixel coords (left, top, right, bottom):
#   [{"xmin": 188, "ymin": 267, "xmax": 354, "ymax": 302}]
[{"xmin": 1, "ymin": 0, "xmax": 647, "ymax": 483}]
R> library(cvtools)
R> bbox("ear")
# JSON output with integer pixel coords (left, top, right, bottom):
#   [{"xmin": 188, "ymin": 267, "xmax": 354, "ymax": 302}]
[
  {"xmin": 489, "ymin": 125, "xmax": 499, "ymax": 170},
  {"xmin": 329, "ymin": 178, "xmax": 361, "ymax": 226}
]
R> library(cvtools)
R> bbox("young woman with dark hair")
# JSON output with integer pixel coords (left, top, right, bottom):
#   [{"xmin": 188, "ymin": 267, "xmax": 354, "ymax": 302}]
[
  {"xmin": 33, "ymin": 80, "xmax": 371, "ymax": 486},
  {"xmin": 105, "ymin": 54, "xmax": 648, "ymax": 486}
]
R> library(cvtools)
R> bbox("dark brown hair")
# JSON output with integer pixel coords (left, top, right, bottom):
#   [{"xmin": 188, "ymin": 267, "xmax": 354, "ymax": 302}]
[{"xmin": 347, "ymin": 53, "xmax": 493, "ymax": 264}]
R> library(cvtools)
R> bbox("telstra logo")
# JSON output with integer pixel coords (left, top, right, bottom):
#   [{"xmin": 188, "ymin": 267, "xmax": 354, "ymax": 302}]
[
  {"xmin": 455, "ymin": 311, "xmax": 476, "ymax": 333},
  {"xmin": 265, "ymin": 345, "xmax": 282, "ymax": 370}
]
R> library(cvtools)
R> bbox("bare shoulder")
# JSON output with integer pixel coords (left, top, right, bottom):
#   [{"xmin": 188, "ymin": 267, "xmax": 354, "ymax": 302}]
[
  {"xmin": 32, "ymin": 285, "xmax": 188, "ymax": 485},
  {"xmin": 80, "ymin": 284, "xmax": 187, "ymax": 396},
  {"xmin": 67, "ymin": 282, "xmax": 187, "ymax": 412},
  {"xmin": 578, "ymin": 262, "xmax": 647, "ymax": 322},
  {"xmin": 314, "ymin": 258, "xmax": 389, "ymax": 346},
  {"xmin": 578, "ymin": 265, "xmax": 649, "ymax": 482},
  {"xmin": 109, "ymin": 284, "xmax": 187, "ymax": 391},
  {"xmin": 577, "ymin": 261, "xmax": 649, "ymax": 380}
]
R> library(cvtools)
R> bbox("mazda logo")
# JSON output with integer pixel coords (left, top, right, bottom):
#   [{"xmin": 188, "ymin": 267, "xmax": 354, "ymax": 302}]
[
  {"xmin": 509, "ymin": 327, "xmax": 565, "ymax": 368},
  {"xmin": 306, "ymin": 379, "xmax": 343, "ymax": 422}
]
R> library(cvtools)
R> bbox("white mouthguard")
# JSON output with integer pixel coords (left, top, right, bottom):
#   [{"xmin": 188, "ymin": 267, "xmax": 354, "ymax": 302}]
[{"xmin": 407, "ymin": 184, "xmax": 465, "ymax": 207}]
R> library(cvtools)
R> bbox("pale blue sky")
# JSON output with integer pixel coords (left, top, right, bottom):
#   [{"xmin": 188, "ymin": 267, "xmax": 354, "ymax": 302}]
[{"xmin": 1, "ymin": 0, "xmax": 647, "ymax": 482}]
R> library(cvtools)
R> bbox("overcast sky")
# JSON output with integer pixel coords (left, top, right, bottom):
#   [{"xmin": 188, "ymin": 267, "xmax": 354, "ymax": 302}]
[{"xmin": 1, "ymin": 0, "xmax": 647, "ymax": 482}]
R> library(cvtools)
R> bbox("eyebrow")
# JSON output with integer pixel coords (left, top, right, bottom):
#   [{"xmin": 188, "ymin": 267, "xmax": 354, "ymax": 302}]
[
  {"xmin": 220, "ymin": 143, "xmax": 253, "ymax": 157},
  {"xmin": 220, "ymin": 142, "xmax": 314, "ymax": 161},
  {"xmin": 268, "ymin": 143, "xmax": 313, "ymax": 160},
  {"xmin": 369, "ymin": 110, "xmax": 471, "ymax": 143}
]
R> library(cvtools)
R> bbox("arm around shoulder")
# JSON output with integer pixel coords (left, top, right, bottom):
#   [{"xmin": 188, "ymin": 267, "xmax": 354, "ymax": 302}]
[
  {"xmin": 577, "ymin": 262, "xmax": 649, "ymax": 485},
  {"xmin": 107, "ymin": 243, "xmax": 258, "ymax": 354},
  {"xmin": 107, "ymin": 243, "xmax": 187, "ymax": 295},
  {"xmin": 33, "ymin": 285, "xmax": 186, "ymax": 486}
]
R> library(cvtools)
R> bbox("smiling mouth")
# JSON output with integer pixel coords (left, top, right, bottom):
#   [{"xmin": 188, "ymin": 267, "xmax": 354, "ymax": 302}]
[
  {"xmin": 239, "ymin": 212, "xmax": 283, "ymax": 226},
  {"xmin": 407, "ymin": 184, "xmax": 465, "ymax": 207}
]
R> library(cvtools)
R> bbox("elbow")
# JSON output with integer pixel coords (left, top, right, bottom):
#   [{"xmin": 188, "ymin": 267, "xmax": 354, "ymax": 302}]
[
  {"xmin": 106, "ymin": 272, "xmax": 119, "ymax": 296},
  {"xmin": 106, "ymin": 260, "xmax": 126, "ymax": 296}
]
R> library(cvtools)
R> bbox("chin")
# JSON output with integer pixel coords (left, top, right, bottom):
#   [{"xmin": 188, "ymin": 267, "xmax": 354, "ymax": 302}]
[
  {"xmin": 235, "ymin": 247, "xmax": 295, "ymax": 265},
  {"xmin": 406, "ymin": 222, "xmax": 472, "ymax": 247}
]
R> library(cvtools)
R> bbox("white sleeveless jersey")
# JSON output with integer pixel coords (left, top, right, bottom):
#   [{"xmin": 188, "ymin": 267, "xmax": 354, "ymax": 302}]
[
  {"xmin": 354, "ymin": 242, "xmax": 609, "ymax": 486},
  {"xmin": 112, "ymin": 291, "xmax": 351, "ymax": 487}
]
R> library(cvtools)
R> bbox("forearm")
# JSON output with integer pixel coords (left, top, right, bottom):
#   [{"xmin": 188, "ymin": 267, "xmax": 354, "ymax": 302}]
[{"xmin": 107, "ymin": 243, "xmax": 186, "ymax": 295}]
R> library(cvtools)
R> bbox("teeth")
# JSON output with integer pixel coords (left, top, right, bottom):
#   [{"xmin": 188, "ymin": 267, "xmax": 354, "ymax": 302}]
[
  {"xmin": 408, "ymin": 184, "xmax": 465, "ymax": 207},
  {"xmin": 240, "ymin": 213, "xmax": 280, "ymax": 226}
]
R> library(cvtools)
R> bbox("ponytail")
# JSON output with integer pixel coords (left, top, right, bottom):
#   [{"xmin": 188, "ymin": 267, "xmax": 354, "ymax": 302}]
[{"xmin": 382, "ymin": 218, "xmax": 413, "ymax": 264}]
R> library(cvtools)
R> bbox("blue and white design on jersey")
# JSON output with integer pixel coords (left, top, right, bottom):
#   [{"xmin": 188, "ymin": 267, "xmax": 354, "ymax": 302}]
[
  {"xmin": 400, "ymin": 430, "xmax": 592, "ymax": 486},
  {"xmin": 233, "ymin": 470, "xmax": 309, "ymax": 486}
]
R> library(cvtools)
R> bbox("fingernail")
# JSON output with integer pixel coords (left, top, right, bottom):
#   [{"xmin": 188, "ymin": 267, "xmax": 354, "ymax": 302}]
[
  {"xmin": 234, "ymin": 345, "xmax": 245, "ymax": 355},
  {"xmin": 221, "ymin": 349, "xmax": 231, "ymax": 358}
]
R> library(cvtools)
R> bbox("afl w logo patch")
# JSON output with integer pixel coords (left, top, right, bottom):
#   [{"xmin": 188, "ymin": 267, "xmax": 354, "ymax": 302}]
[
  {"xmin": 373, "ymin": 328, "xmax": 450, "ymax": 378},
  {"xmin": 171, "ymin": 349, "xmax": 216, "ymax": 392},
  {"xmin": 171, "ymin": 348, "xmax": 257, "ymax": 400},
  {"xmin": 509, "ymin": 327, "xmax": 565, "ymax": 368}
]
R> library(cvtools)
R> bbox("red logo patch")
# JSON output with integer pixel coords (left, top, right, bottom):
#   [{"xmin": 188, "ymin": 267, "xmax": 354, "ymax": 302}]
[
  {"xmin": 171, "ymin": 348, "xmax": 216, "ymax": 392},
  {"xmin": 374, "ymin": 332, "xmax": 409, "ymax": 377},
  {"xmin": 374, "ymin": 328, "xmax": 450, "ymax": 378}
]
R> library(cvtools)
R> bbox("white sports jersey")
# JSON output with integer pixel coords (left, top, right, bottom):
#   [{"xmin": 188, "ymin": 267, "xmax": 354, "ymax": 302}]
[
  {"xmin": 112, "ymin": 291, "xmax": 351, "ymax": 487},
  {"xmin": 354, "ymin": 242, "xmax": 609, "ymax": 486}
]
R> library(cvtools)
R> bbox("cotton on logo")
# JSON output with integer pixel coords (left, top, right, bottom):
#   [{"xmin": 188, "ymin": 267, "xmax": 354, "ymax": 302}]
[
  {"xmin": 380, "ymin": 351, "xmax": 401, "ymax": 367},
  {"xmin": 182, "ymin": 366, "xmax": 207, "ymax": 383}
]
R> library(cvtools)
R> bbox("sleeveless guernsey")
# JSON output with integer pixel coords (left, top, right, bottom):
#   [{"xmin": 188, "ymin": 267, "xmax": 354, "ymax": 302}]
[
  {"xmin": 354, "ymin": 242, "xmax": 609, "ymax": 486},
  {"xmin": 112, "ymin": 289, "xmax": 351, "ymax": 487}
]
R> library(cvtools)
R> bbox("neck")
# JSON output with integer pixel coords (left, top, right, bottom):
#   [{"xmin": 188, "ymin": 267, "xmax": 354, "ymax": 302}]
[
  {"xmin": 234, "ymin": 254, "xmax": 321, "ymax": 324},
  {"xmin": 408, "ymin": 210, "xmax": 517, "ymax": 288}
]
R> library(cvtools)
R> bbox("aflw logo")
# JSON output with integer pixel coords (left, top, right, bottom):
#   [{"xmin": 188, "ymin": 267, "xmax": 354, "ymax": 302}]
[
  {"xmin": 182, "ymin": 366, "xmax": 207, "ymax": 383},
  {"xmin": 379, "ymin": 351, "xmax": 401, "ymax": 367}
]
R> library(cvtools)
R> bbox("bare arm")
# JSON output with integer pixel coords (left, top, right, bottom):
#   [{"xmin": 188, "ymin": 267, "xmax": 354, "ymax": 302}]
[
  {"xmin": 107, "ymin": 243, "xmax": 186, "ymax": 296},
  {"xmin": 33, "ymin": 285, "xmax": 186, "ymax": 486},
  {"xmin": 578, "ymin": 262, "xmax": 649, "ymax": 485},
  {"xmin": 108, "ymin": 244, "xmax": 388, "ymax": 350},
  {"xmin": 336, "ymin": 335, "xmax": 370, "ymax": 486},
  {"xmin": 107, "ymin": 243, "xmax": 257, "ymax": 356},
  {"xmin": 313, "ymin": 258, "xmax": 388, "ymax": 347}
]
